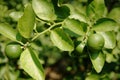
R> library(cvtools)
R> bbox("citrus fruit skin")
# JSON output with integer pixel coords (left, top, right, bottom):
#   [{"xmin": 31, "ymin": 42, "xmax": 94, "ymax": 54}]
[
  {"xmin": 87, "ymin": 33, "xmax": 105, "ymax": 52},
  {"xmin": 5, "ymin": 42, "xmax": 22, "ymax": 59}
]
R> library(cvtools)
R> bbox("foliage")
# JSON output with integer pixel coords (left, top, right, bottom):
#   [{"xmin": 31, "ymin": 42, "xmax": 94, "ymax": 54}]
[{"xmin": 0, "ymin": 0, "xmax": 120, "ymax": 80}]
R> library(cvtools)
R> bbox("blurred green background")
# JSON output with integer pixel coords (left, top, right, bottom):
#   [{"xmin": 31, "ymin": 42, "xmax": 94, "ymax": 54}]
[{"xmin": 0, "ymin": 0, "xmax": 120, "ymax": 80}]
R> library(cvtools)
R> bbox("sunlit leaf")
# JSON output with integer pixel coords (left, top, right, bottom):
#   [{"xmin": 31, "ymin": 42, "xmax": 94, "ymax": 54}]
[
  {"xmin": 50, "ymin": 28, "xmax": 74, "ymax": 51},
  {"xmin": 0, "ymin": 23, "xmax": 17, "ymax": 41},
  {"xmin": 92, "ymin": 18, "xmax": 118, "ymax": 32},
  {"xmin": 85, "ymin": 74, "xmax": 100, "ymax": 80},
  {"xmin": 62, "ymin": 4, "xmax": 89, "ymax": 23},
  {"xmin": 32, "ymin": 0, "xmax": 56, "ymax": 21},
  {"xmin": 108, "ymin": 7, "xmax": 120, "ymax": 24},
  {"xmin": 103, "ymin": 50, "xmax": 116, "ymax": 63},
  {"xmin": 98, "ymin": 31, "xmax": 116, "ymax": 49},
  {"xmin": 20, "ymin": 47, "xmax": 45, "ymax": 80},
  {"xmin": 17, "ymin": 3, "xmax": 35, "ymax": 38},
  {"xmin": 86, "ymin": 0, "xmax": 107, "ymax": 20},
  {"xmin": 69, "ymin": 11, "xmax": 89, "ymax": 24},
  {"xmin": 63, "ymin": 18, "xmax": 86, "ymax": 36},
  {"xmin": 89, "ymin": 51, "xmax": 105, "ymax": 73},
  {"xmin": 9, "ymin": 11, "xmax": 23, "ymax": 21}
]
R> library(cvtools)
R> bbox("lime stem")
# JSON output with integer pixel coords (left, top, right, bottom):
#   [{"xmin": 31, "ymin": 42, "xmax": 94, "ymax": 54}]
[{"xmin": 31, "ymin": 22, "xmax": 63, "ymax": 41}]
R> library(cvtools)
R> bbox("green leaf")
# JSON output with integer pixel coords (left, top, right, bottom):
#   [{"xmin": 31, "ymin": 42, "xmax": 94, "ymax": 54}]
[
  {"xmin": 32, "ymin": 0, "xmax": 56, "ymax": 21},
  {"xmin": 9, "ymin": 11, "xmax": 23, "ymax": 21},
  {"xmin": 50, "ymin": 28, "xmax": 74, "ymax": 51},
  {"xmin": 63, "ymin": 18, "xmax": 86, "ymax": 36},
  {"xmin": 58, "ymin": 0, "xmax": 68, "ymax": 6},
  {"xmin": 69, "ymin": 11, "xmax": 89, "ymax": 24},
  {"xmin": 98, "ymin": 31, "xmax": 116, "ymax": 49},
  {"xmin": 0, "ymin": 23, "xmax": 17, "ymax": 41},
  {"xmin": 103, "ymin": 50, "xmax": 116, "ymax": 63},
  {"xmin": 20, "ymin": 47, "xmax": 45, "ymax": 80},
  {"xmin": 85, "ymin": 74, "xmax": 100, "ymax": 80},
  {"xmin": 89, "ymin": 51, "xmax": 105, "ymax": 73},
  {"xmin": 17, "ymin": 3, "xmax": 35, "ymax": 38},
  {"xmin": 92, "ymin": 18, "xmax": 117, "ymax": 32},
  {"xmin": 86, "ymin": 0, "xmax": 107, "ymax": 20},
  {"xmin": 66, "ymin": 4, "xmax": 89, "ymax": 23},
  {"xmin": 117, "ymin": 40, "xmax": 120, "ymax": 49},
  {"xmin": 108, "ymin": 7, "xmax": 120, "ymax": 24},
  {"xmin": 55, "ymin": 6, "xmax": 70, "ymax": 21}
]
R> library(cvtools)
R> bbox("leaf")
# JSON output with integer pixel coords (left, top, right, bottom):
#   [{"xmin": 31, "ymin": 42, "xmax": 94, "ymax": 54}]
[
  {"xmin": 117, "ymin": 40, "xmax": 120, "ymax": 49},
  {"xmin": 55, "ymin": 6, "xmax": 70, "ymax": 21},
  {"xmin": 32, "ymin": 0, "xmax": 56, "ymax": 21},
  {"xmin": 103, "ymin": 50, "xmax": 116, "ymax": 63},
  {"xmin": 0, "ymin": 23, "xmax": 17, "ymax": 41},
  {"xmin": 86, "ymin": 0, "xmax": 107, "ymax": 20},
  {"xmin": 69, "ymin": 11, "xmax": 89, "ymax": 24},
  {"xmin": 92, "ymin": 18, "xmax": 118, "ymax": 32},
  {"xmin": 63, "ymin": 18, "xmax": 86, "ymax": 36},
  {"xmin": 66, "ymin": 4, "xmax": 89, "ymax": 23},
  {"xmin": 58, "ymin": 0, "xmax": 68, "ymax": 6},
  {"xmin": 108, "ymin": 7, "xmax": 120, "ymax": 24},
  {"xmin": 50, "ymin": 28, "xmax": 74, "ymax": 51},
  {"xmin": 89, "ymin": 51, "xmax": 105, "ymax": 73},
  {"xmin": 85, "ymin": 74, "xmax": 100, "ymax": 80},
  {"xmin": 9, "ymin": 11, "xmax": 23, "ymax": 21},
  {"xmin": 17, "ymin": 3, "xmax": 35, "ymax": 38},
  {"xmin": 20, "ymin": 47, "xmax": 45, "ymax": 80},
  {"xmin": 98, "ymin": 31, "xmax": 116, "ymax": 49}
]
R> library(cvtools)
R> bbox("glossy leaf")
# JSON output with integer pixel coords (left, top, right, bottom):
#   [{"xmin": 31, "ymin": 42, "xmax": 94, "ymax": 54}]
[
  {"xmin": 63, "ymin": 18, "xmax": 86, "ymax": 36},
  {"xmin": 86, "ymin": 0, "xmax": 107, "ymax": 20},
  {"xmin": 69, "ymin": 11, "xmax": 89, "ymax": 24},
  {"xmin": 92, "ymin": 18, "xmax": 117, "ymax": 32},
  {"xmin": 98, "ymin": 31, "xmax": 116, "ymax": 49},
  {"xmin": 17, "ymin": 3, "xmax": 35, "ymax": 38},
  {"xmin": 89, "ymin": 51, "xmax": 105, "ymax": 73},
  {"xmin": 32, "ymin": 0, "xmax": 56, "ymax": 21},
  {"xmin": 63, "ymin": 4, "xmax": 88, "ymax": 23},
  {"xmin": 108, "ymin": 7, "xmax": 120, "ymax": 24},
  {"xmin": 20, "ymin": 47, "xmax": 45, "ymax": 80},
  {"xmin": 50, "ymin": 28, "xmax": 74, "ymax": 51},
  {"xmin": 0, "ymin": 23, "xmax": 17, "ymax": 41}
]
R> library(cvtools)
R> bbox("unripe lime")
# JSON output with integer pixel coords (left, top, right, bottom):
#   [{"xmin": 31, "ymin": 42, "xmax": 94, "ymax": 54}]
[
  {"xmin": 87, "ymin": 33, "xmax": 104, "ymax": 52},
  {"xmin": 5, "ymin": 42, "xmax": 22, "ymax": 59},
  {"xmin": 76, "ymin": 42, "xmax": 85, "ymax": 53}
]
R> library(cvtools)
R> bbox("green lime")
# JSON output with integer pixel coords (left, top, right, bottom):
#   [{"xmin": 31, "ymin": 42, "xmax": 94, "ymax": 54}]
[
  {"xmin": 87, "ymin": 33, "xmax": 104, "ymax": 52},
  {"xmin": 5, "ymin": 42, "xmax": 22, "ymax": 59}
]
